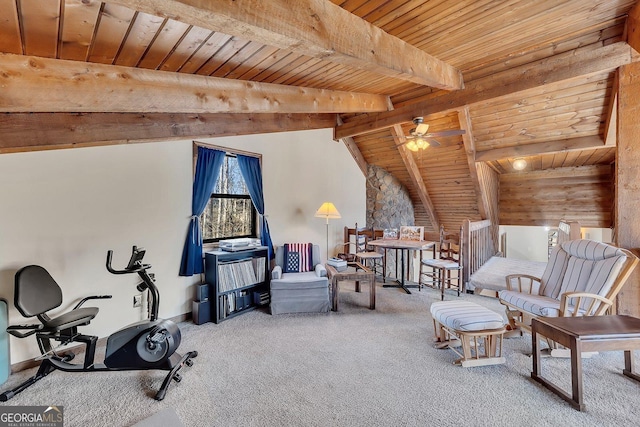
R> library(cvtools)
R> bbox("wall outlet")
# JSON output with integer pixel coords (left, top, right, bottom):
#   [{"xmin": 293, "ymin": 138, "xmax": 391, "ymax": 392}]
[{"xmin": 133, "ymin": 294, "xmax": 142, "ymax": 308}]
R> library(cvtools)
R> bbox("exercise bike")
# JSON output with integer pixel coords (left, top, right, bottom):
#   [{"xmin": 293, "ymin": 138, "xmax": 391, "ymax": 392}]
[{"xmin": 0, "ymin": 246, "xmax": 197, "ymax": 401}]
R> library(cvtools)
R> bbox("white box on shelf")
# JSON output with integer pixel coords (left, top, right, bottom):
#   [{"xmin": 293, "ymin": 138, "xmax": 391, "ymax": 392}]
[
  {"xmin": 327, "ymin": 257, "xmax": 348, "ymax": 268},
  {"xmin": 219, "ymin": 238, "xmax": 261, "ymax": 251}
]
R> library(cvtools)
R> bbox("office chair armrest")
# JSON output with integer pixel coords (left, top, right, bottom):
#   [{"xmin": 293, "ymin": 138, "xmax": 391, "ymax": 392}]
[{"xmin": 73, "ymin": 295, "xmax": 112, "ymax": 309}]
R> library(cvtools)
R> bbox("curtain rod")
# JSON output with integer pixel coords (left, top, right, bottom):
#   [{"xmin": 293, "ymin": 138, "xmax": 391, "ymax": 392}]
[{"xmin": 193, "ymin": 140, "xmax": 262, "ymax": 160}]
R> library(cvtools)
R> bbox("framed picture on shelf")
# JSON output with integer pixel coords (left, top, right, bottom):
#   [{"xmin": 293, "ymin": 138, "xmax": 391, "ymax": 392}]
[
  {"xmin": 383, "ymin": 228, "xmax": 398, "ymax": 239},
  {"xmin": 399, "ymin": 226, "xmax": 424, "ymax": 241}
]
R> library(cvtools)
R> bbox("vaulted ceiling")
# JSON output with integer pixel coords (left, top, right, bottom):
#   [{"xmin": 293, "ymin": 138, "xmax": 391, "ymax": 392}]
[{"xmin": 1, "ymin": 0, "xmax": 638, "ymax": 232}]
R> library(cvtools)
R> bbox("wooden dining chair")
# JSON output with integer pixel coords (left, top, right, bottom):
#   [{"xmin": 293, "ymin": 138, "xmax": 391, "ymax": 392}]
[
  {"xmin": 356, "ymin": 230, "xmax": 383, "ymax": 276},
  {"xmin": 339, "ymin": 223, "xmax": 384, "ymax": 277},
  {"xmin": 419, "ymin": 226, "xmax": 463, "ymax": 298}
]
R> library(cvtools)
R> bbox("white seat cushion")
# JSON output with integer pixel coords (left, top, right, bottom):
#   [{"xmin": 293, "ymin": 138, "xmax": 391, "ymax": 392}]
[
  {"xmin": 430, "ymin": 301, "xmax": 505, "ymax": 332},
  {"xmin": 498, "ymin": 290, "xmax": 562, "ymax": 317},
  {"xmin": 422, "ymin": 259, "xmax": 460, "ymax": 270},
  {"xmin": 270, "ymin": 272, "xmax": 328, "ymax": 290}
]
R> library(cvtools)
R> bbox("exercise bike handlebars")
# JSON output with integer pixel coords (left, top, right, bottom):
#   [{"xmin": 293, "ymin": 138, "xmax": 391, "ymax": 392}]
[
  {"xmin": 106, "ymin": 246, "xmax": 160, "ymax": 321},
  {"xmin": 106, "ymin": 248, "xmax": 150, "ymax": 274}
]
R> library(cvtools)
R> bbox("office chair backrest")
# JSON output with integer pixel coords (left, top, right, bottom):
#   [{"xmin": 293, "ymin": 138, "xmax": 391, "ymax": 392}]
[{"xmin": 14, "ymin": 265, "xmax": 63, "ymax": 318}]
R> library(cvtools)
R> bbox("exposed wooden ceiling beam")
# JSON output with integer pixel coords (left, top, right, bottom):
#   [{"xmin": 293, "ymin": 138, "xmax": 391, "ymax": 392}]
[
  {"xmin": 604, "ymin": 70, "xmax": 618, "ymax": 146},
  {"xmin": 337, "ymin": 116, "xmax": 367, "ymax": 176},
  {"xmin": 106, "ymin": 0, "xmax": 462, "ymax": 90},
  {"xmin": 335, "ymin": 42, "xmax": 632, "ymax": 139},
  {"xmin": 340, "ymin": 136, "xmax": 368, "ymax": 177},
  {"xmin": 391, "ymin": 124, "xmax": 439, "ymax": 230},
  {"xmin": 458, "ymin": 107, "xmax": 488, "ymax": 220},
  {"xmin": 0, "ymin": 53, "xmax": 390, "ymax": 114},
  {"xmin": 499, "ymin": 164, "xmax": 612, "ymax": 181},
  {"xmin": 626, "ymin": 1, "xmax": 640, "ymax": 53},
  {"xmin": 0, "ymin": 112, "xmax": 337, "ymax": 153},
  {"xmin": 475, "ymin": 135, "xmax": 606, "ymax": 162}
]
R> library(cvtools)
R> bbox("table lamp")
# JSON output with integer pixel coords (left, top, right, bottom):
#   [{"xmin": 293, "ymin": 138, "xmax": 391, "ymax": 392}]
[{"xmin": 314, "ymin": 202, "xmax": 341, "ymax": 260}]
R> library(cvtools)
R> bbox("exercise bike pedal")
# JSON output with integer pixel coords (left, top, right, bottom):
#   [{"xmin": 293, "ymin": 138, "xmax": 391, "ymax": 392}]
[
  {"xmin": 60, "ymin": 352, "xmax": 75, "ymax": 362},
  {"xmin": 185, "ymin": 359, "xmax": 193, "ymax": 367},
  {"xmin": 172, "ymin": 373, "xmax": 182, "ymax": 383}
]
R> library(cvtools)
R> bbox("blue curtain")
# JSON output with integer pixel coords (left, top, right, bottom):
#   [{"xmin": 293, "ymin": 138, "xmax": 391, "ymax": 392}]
[
  {"xmin": 179, "ymin": 147, "xmax": 225, "ymax": 276},
  {"xmin": 237, "ymin": 155, "xmax": 275, "ymax": 259}
]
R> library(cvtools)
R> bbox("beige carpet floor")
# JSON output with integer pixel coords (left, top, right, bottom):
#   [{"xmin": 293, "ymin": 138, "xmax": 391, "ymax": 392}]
[{"xmin": 1, "ymin": 281, "xmax": 639, "ymax": 427}]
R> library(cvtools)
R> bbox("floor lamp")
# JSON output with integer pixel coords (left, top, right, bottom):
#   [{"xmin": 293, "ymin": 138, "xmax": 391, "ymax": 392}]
[{"xmin": 315, "ymin": 202, "xmax": 341, "ymax": 260}]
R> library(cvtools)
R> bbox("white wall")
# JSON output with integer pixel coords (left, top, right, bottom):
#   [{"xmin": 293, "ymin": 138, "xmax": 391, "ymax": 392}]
[
  {"xmin": 0, "ymin": 128, "xmax": 365, "ymax": 363},
  {"xmin": 582, "ymin": 227, "xmax": 612, "ymax": 243},
  {"xmin": 499, "ymin": 225, "xmax": 613, "ymax": 262},
  {"xmin": 0, "ymin": 140, "xmax": 196, "ymax": 362},
  {"xmin": 499, "ymin": 225, "xmax": 549, "ymax": 261}
]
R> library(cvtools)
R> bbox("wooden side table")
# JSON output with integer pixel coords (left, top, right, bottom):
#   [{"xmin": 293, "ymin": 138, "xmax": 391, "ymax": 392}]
[
  {"xmin": 325, "ymin": 262, "xmax": 375, "ymax": 311},
  {"xmin": 531, "ymin": 315, "xmax": 640, "ymax": 411}
]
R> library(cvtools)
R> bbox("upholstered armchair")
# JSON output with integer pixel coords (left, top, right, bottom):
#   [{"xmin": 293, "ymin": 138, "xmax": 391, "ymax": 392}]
[
  {"xmin": 499, "ymin": 239, "xmax": 639, "ymax": 334},
  {"xmin": 270, "ymin": 243, "xmax": 330, "ymax": 315}
]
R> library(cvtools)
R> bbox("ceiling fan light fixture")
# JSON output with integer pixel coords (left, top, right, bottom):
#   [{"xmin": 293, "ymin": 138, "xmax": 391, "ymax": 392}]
[
  {"xmin": 513, "ymin": 157, "xmax": 527, "ymax": 171},
  {"xmin": 406, "ymin": 140, "xmax": 419, "ymax": 151},
  {"xmin": 416, "ymin": 138, "xmax": 429, "ymax": 149}
]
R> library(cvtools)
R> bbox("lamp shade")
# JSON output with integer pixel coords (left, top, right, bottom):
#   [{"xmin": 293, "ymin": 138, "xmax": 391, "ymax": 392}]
[{"xmin": 314, "ymin": 202, "xmax": 341, "ymax": 219}]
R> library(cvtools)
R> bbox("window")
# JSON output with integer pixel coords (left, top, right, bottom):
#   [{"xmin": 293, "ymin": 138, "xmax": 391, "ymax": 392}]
[{"xmin": 201, "ymin": 154, "xmax": 257, "ymax": 243}]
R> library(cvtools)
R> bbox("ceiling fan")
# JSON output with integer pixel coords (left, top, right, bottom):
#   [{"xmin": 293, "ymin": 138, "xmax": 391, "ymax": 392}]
[{"xmin": 393, "ymin": 117, "xmax": 466, "ymax": 151}]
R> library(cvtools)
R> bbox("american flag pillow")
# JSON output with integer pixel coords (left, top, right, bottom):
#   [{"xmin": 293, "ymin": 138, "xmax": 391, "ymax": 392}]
[{"xmin": 283, "ymin": 243, "xmax": 313, "ymax": 273}]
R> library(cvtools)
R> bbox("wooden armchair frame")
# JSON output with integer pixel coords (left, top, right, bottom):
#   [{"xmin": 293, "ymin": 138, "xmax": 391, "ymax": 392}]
[{"xmin": 501, "ymin": 247, "xmax": 639, "ymax": 340}]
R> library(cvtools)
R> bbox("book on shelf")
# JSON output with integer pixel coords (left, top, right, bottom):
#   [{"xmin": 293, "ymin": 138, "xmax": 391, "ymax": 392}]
[
  {"xmin": 253, "ymin": 257, "xmax": 266, "ymax": 282},
  {"xmin": 217, "ymin": 258, "xmax": 263, "ymax": 292},
  {"xmin": 218, "ymin": 290, "xmax": 255, "ymax": 320}
]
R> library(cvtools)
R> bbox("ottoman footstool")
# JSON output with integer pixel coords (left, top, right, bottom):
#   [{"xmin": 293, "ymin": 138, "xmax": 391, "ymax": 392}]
[{"xmin": 430, "ymin": 300, "xmax": 506, "ymax": 367}]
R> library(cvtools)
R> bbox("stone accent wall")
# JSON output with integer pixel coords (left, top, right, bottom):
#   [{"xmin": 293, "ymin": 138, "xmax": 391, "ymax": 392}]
[
  {"xmin": 365, "ymin": 165, "xmax": 418, "ymax": 282},
  {"xmin": 366, "ymin": 164, "xmax": 415, "ymax": 230}
]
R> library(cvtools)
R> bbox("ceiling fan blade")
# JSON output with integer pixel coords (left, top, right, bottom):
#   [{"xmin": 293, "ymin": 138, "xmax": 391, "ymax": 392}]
[
  {"xmin": 423, "ymin": 129, "xmax": 466, "ymax": 138},
  {"xmin": 426, "ymin": 138, "xmax": 440, "ymax": 147}
]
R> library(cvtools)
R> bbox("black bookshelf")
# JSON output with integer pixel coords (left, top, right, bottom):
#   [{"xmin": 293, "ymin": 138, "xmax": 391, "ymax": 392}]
[{"xmin": 204, "ymin": 247, "xmax": 270, "ymax": 323}]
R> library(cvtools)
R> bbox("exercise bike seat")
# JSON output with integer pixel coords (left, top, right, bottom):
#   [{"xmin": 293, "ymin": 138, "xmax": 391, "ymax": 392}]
[{"xmin": 13, "ymin": 266, "xmax": 99, "ymax": 333}]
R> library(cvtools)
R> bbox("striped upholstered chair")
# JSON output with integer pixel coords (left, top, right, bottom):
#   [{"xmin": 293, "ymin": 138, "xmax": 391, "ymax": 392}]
[{"xmin": 498, "ymin": 239, "xmax": 638, "ymax": 353}]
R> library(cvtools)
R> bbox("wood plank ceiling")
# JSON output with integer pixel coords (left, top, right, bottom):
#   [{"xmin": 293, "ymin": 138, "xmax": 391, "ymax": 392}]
[{"xmin": 1, "ymin": 0, "xmax": 638, "ymax": 231}]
